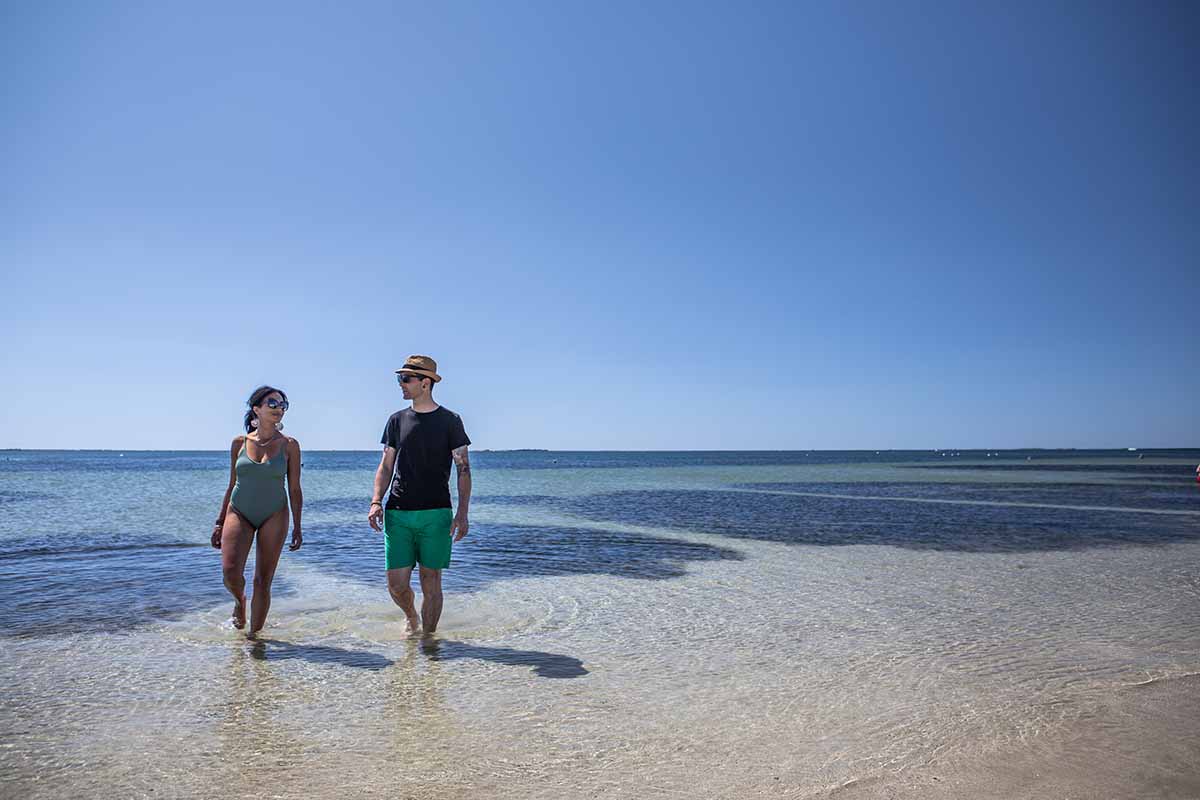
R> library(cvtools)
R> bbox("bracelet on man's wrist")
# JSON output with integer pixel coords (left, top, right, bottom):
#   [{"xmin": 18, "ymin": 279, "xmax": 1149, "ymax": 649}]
[{"xmin": 370, "ymin": 501, "xmax": 382, "ymax": 507}]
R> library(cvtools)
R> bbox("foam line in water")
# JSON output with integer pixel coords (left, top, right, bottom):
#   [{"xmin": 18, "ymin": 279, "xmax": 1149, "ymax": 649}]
[
  {"xmin": 1121, "ymin": 670, "xmax": 1200, "ymax": 688},
  {"xmin": 477, "ymin": 504, "xmax": 754, "ymax": 547},
  {"xmin": 734, "ymin": 488, "xmax": 1200, "ymax": 516}
]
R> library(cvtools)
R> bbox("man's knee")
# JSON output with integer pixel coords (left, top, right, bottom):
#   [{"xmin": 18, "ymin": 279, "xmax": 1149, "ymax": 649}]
[
  {"xmin": 387, "ymin": 570, "xmax": 414, "ymax": 598},
  {"xmin": 418, "ymin": 567, "xmax": 442, "ymax": 593}
]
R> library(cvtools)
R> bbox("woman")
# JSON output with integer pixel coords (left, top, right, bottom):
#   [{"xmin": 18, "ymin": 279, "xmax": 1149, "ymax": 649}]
[{"xmin": 211, "ymin": 386, "xmax": 303, "ymax": 636}]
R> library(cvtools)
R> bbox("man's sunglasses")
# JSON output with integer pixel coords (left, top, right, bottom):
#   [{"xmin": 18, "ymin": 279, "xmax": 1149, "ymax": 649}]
[
  {"xmin": 264, "ymin": 398, "xmax": 289, "ymax": 410},
  {"xmin": 397, "ymin": 374, "xmax": 426, "ymax": 385}
]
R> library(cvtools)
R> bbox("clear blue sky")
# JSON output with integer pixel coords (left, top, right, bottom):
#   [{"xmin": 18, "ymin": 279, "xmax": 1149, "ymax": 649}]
[{"xmin": 2, "ymin": 2, "xmax": 1197, "ymax": 450}]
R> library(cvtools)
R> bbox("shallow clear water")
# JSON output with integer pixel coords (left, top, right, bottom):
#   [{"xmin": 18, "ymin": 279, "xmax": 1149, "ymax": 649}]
[{"xmin": 2, "ymin": 449, "xmax": 1199, "ymax": 798}]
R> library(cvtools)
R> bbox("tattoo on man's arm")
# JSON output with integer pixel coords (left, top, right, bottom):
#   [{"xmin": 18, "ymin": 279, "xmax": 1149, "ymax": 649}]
[{"xmin": 453, "ymin": 447, "xmax": 471, "ymax": 475}]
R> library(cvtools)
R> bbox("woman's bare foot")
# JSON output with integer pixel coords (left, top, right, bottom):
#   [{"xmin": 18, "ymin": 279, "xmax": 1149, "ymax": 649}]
[
  {"xmin": 404, "ymin": 615, "xmax": 423, "ymax": 638},
  {"xmin": 232, "ymin": 595, "xmax": 247, "ymax": 630}
]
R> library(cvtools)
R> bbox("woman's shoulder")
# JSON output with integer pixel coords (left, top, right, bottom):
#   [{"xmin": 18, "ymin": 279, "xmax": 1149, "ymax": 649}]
[
  {"xmin": 230, "ymin": 434, "xmax": 246, "ymax": 450},
  {"xmin": 285, "ymin": 435, "xmax": 301, "ymax": 449}
]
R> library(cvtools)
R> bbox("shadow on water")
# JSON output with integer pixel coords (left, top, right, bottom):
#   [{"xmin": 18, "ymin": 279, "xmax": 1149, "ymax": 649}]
[
  {"xmin": 247, "ymin": 638, "xmax": 393, "ymax": 671},
  {"xmin": 295, "ymin": 520, "xmax": 743, "ymax": 592},
  {"xmin": 476, "ymin": 485, "xmax": 1200, "ymax": 554},
  {"xmin": 15, "ymin": 470, "xmax": 1195, "ymax": 640},
  {"xmin": 0, "ymin": 520, "xmax": 741, "ymax": 639},
  {"xmin": 909, "ymin": 463, "xmax": 1198, "ymax": 480},
  {"xmin": 0, "ymin": 489, "xmax": 51, "ymax": 505},
  {"xmin": 418, "ymin": 636, "xmax": 588, "ymax": 679},
  {"xmin": 0, "ymin": 543, "xmax": 230, "ymax": 638},
  {"xmin": 737, "ymin": 481, "xmax": 1200, "ymax": 512}
]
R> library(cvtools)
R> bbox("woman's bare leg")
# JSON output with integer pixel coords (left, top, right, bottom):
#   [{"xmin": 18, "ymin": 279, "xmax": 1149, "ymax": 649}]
[
  {"xmin": 249, "ymin": 507, "xmax": 289, "ymax": 635},
  {"xmin": 220, "ymin": 512, "xmax": 255, "ymax": 629}
]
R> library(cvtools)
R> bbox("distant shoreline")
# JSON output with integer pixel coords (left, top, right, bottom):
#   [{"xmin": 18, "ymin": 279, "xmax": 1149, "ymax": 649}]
[{"xmin": 3, "ymin": 448, "xmax": 1199, "ymax": 455}]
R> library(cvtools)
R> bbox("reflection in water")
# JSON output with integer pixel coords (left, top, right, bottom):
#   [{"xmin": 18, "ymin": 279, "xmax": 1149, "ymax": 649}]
[
  {"xmin": 419, "ymin": 637, "xmax": 588, "ymax": 679},
  {"xmin": 376, "ymin": 637, "xmax": 481, "ymax": 794},
  {"xmin": 385, "ymin": 640, "xmax": 446, "ymax": 716},
  {"xmin": 216, "ymin": 642, "xmax": 304, "ymax": 792}
]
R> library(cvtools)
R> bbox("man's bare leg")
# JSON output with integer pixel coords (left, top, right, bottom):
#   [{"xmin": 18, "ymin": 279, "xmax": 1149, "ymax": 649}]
[
  {"xmin": 386, "ymin": 567, "xmax": 422, "ymax": 635},
  {"xmin": 418, "ymin": 566, "xmax": 444, "ymax": 634}
]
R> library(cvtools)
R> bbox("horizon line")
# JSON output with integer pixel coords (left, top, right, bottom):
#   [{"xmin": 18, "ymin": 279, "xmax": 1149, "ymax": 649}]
[{"xmin": 2, "ymin": 447, "xmax": 1198, "ymax": 454}]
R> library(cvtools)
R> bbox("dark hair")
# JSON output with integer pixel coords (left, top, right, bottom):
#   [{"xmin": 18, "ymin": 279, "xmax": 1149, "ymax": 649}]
[{"xmin": 244, "ymin": 385, "xmax": 288, "ymax": 433}]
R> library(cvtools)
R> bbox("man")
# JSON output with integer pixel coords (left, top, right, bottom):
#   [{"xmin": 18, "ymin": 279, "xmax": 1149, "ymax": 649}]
[{"xmin": 367, "ymin": 355, "xmax": 471, "ymax": 636}]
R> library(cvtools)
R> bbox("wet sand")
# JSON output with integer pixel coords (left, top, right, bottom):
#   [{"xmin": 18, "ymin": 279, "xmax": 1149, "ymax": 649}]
[{"xmin": 824, "ymin": 674, "xmax": 1200, "ymax": 800}]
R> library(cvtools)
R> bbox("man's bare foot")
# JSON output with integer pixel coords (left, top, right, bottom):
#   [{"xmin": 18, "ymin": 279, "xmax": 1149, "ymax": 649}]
[
  {"xmin": 404, "ymin": 616, "xmax": 423, "ymax": 637},
  {"xmin": 232, "ymin": 595, "xmax": 247, "ymax": 629}
]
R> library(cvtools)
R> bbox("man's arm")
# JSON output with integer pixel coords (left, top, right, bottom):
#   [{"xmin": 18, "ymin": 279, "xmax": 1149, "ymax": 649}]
[
  {"xmin": 450, "ymin": 445, "xmax": 471, "ymax": 541},
  {"xmin": 368, "ymin": 447, "xmax": 397, "ymax": 531}
]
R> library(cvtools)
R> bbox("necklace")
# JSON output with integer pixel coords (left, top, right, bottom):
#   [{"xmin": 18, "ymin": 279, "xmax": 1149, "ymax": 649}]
[{"xmin": 248, "ymin": 432, "xmax": 281, "ymax": 448}]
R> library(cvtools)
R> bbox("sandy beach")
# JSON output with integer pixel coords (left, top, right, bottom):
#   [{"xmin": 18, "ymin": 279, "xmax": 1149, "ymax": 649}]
[{"xmin": 830, "ymin": 674, "xmax": 1200, "ymax": 800}]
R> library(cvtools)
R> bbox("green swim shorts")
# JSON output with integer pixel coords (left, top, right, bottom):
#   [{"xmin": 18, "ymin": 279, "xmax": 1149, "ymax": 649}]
[{"xmin": 384, "ymin": 508, "xmax": 454, "ymax": 570}]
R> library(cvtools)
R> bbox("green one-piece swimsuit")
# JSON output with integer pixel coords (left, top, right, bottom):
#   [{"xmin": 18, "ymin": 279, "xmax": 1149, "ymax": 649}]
[{"xmin": 229, "ymin": 437, "xmax": 288, "ymax": 528}]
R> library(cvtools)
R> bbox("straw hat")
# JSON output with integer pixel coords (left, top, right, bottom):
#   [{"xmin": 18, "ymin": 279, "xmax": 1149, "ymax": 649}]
[{"xmin": 395, "ymin": 355, "xmax": 442, "ymax": 383}]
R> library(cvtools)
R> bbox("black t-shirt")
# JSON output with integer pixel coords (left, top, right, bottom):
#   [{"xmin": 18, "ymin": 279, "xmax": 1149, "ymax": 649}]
[{"xmin": 381, "ymin": 406, "xmax": 471, "ymax": 511}]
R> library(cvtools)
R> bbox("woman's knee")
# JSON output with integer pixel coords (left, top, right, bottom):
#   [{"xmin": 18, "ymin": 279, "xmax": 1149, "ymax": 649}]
[
  {"xmin": 222, "ymin": 566, "xmax": 244, "ymax": 588},
  {"xmin": 253, "ymin": 569, "xmax": 276, "ymax": 591}
]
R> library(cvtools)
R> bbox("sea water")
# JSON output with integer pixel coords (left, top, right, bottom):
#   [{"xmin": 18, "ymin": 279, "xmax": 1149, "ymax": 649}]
[{"xmin": 2, "ymin": 449, "xmax": 1198, "ymax": 798}]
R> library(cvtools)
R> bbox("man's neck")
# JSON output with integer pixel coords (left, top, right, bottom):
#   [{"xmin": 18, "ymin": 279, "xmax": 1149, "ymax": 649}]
[{"xmin": 411, "ymin": 396, "xmax": 439, "ymax": 413}]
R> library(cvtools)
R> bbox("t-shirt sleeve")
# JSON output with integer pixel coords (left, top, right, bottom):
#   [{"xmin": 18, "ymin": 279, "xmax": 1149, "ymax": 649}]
[
  {"xmin": 449, "ymin": 414, "xmax": 471, "ymax": 450},
  {"xmin": 381, "ymin": 416, "xmax": 398, "ymax": 449}
]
